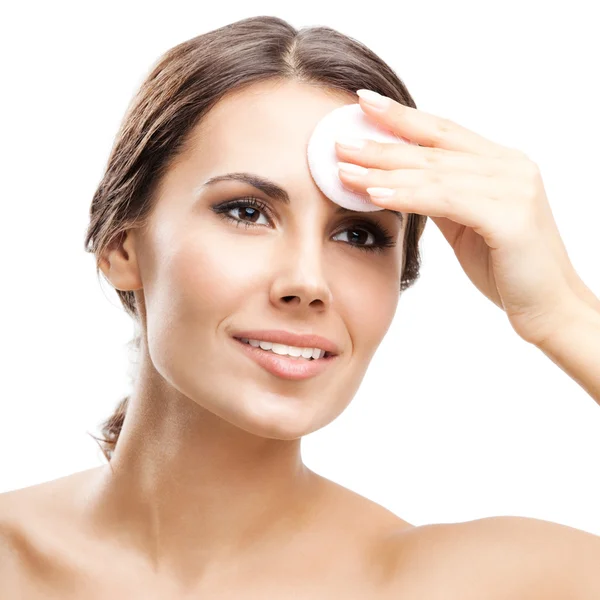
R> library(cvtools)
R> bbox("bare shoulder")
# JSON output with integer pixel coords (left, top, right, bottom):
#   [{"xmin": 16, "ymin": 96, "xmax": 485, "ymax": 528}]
[
  {"xmin": 0, "ymin": 470, "xmax": 99, "ymax": 594},
  {"xmin": 0, "ymin": 485, "xmax": 39, "ymax": 560},
  {"xmin": 310, "ymin": 470, "xmax": 416, "ymax": 534},
  {"xmin": 383, "ymin": 515, "xmax": 600, "ymax": 600},
  {"xmin": 473, "ymin": 516, "xmax": 600, "ymax": 599},
  {"xmin": 0, "ymin": 486, "xmax": 36, "ymax": 595}
]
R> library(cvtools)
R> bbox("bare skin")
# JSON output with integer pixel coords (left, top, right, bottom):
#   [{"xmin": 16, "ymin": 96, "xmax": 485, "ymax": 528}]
[
  {"xmin": 3, "ymin": 468, "xmax": 587, "ymax": 599},
  {"xmin": 0, "ymin": 467, "xmax": 413, "ymax": 598},
  {"xmin": 3, "ymin": 80, "xmax": 596, "ymax": 598},
  {"xmin": 1, "ymin": 80, "xmax": 415, "ymax": 598}
]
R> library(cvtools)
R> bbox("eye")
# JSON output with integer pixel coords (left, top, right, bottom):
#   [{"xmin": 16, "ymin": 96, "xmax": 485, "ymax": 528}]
[
  {"xmin": 332, "ymin": 228, "xmax": 385, "ymax": 252},
  {"xmin": 215, "ymin": 197, "xmax": 271, "ymax": 227},
  {"xmin": 212, "ymin": 196, "xmax": 396, "ymax": 254}
]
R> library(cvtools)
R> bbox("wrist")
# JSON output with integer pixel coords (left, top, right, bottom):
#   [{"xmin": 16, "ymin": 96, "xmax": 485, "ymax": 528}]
[
  {"xmin": 535, "ymin": 299, "xmax": 600, "ymax": 352},
  {"xmin": 569, "ymin": 273, "xmax": 600, "ymax": 314}
]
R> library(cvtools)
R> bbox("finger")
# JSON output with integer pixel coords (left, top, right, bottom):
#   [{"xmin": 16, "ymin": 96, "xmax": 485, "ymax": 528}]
[
  {"xmin": 341, "ymin": 167, "xmax": 518, "ymax": 233},
  {"xmin": 357, "ymin": 92, "xmax": 525, "ymax": 159},
  {"xmin": 336, "ymin": 138, "xmax": 527, "ymax": 176}
]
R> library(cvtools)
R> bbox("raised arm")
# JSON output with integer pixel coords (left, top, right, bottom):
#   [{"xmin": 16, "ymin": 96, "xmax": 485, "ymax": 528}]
[{"xmin": 534, "ymin": 299, "xmax": 600, "ymax": 405}]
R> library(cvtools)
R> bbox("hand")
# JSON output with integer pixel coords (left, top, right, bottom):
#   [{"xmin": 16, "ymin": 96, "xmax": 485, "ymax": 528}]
[{"xmin": 336, "ymin": 89, "xmax": 585, "ymax": 346}]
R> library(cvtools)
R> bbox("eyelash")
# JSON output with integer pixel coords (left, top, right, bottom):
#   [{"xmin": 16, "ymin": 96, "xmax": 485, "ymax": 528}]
[{"xmin": 212, "ymin": 196, "xmax": 397, "ymax": 254}]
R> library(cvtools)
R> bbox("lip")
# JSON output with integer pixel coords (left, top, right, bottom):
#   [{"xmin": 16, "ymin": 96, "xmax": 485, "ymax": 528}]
[
  {"xmin": 230, "ymin": 329, "xmax": 341, "ymax": 356},
  {"xmin": 231, "ymin": 337, "xmax": 338, "ymax": 380}
]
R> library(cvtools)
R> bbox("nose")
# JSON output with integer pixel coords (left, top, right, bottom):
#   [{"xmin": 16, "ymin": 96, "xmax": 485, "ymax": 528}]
[{"xmin": 269, "ymin": 240, "xmax": 333, "ymax": 312}]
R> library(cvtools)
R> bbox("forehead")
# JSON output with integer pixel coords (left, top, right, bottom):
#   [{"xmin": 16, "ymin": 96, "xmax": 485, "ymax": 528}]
[
  {"xmin": 169, "ymin": 80, "xmax": 404, "ymax": 231},
  {"xmin": 184, "ymin": 80, "xmax": 354, "ymax": 172}
]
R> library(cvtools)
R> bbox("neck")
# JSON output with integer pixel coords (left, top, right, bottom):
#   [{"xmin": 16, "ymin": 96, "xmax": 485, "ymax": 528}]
[{"xmin": 83, "ymin": 354, "xmax": 322, "ymax": 583}]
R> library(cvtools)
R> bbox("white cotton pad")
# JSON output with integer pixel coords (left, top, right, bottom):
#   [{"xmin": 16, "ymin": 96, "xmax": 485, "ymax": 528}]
[{"xmin": 307, "ymin": 103, "xmax": 413, "ymax": 212}]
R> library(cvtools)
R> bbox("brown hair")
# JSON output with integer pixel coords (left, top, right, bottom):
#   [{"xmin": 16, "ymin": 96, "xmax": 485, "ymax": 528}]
[{"xmin": 84, "ymin": 16, "xmax": 427, "ymax": 463}]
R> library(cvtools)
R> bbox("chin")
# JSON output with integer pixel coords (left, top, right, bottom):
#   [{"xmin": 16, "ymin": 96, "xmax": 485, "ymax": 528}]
[{"xmin": 206, "ymin": 389, "xmax": 338, "ymax": 441}]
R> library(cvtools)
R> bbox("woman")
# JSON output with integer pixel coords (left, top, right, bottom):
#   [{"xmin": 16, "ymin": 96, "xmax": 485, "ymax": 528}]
[{"xmin": 2, "ymin": 15, "xmax": 599, "ymax": 598}]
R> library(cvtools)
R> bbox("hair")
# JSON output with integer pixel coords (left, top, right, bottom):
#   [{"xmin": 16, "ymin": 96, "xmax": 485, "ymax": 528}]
[{"xmin": 84, "ymin": 16, "xmax": 427, "ymax": 463}]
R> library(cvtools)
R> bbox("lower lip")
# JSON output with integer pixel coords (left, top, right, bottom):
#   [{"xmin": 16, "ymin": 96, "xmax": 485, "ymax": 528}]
[{"xmin": 231, "ymin": 337, "xmax": 338, "ymax": 380}]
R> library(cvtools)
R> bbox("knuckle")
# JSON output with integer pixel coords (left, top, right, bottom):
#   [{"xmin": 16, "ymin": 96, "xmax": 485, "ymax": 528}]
[
  {"xmin": 426, "ymin": 168, "xmax": 444, "ymax": 186},
  {"xmin": 524, "ymin": 178, "xmax": 540, "ymax": 200},
  {"xmin": 430, "ymin": 117, "xmax": 454, "ymax": 145},
  {"xmin": 518, "ymin": 158, "xmax": 542, "ymax": 190},
  {"xmin": 524, "ymin": 159, "xmax": 541, "ymax": 180},
  {"xmin": 436, "ymin": 184, "xmax": 453, "ymax": 212},
  {"xmin": 422, "ymin": 146, "xmax": 443, "ymax": 169},
  {"xmin": 508, "ymin": 147, "xmax": 530, "ymax": 160}
]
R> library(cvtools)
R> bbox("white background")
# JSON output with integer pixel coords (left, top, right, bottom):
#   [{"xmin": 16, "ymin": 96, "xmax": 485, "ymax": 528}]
[{"xmin": 1, "ymin": 1, "xmax": 599, "ymax": 536}]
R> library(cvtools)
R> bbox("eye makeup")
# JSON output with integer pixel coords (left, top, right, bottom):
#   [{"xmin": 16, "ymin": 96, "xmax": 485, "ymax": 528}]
[{"xmin": 211, "ymin": 196, "xmax": 397, "ymax": 254}]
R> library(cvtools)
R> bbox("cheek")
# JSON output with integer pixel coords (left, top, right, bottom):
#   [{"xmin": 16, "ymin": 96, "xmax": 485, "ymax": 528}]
[
  {"xmin": 348, "ymin": 261, "xmax": 400, "ymax": 346},
  {"xmin": 147, "ymin": 212, "xmax": 401, "ymax": 343},
  {"xmin": 157, "ymin": 229, "xmax": 266, "ymax": 319},
  {"xmin": 145, "ymin": 229, "xmax": 264, "ymax": 380},
  {"xmin": 356, "ymin": 284, "xmax": 398, "ymax": 350}
]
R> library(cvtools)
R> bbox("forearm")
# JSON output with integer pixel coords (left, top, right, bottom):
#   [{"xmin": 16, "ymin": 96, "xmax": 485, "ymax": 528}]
[
  {"xmin": 571, "ymin": 274, "xmax": 600, "ymax": 314},
  {"xmin": 535, "ymin": 302, "xmax": 600, "ymax": 406}
]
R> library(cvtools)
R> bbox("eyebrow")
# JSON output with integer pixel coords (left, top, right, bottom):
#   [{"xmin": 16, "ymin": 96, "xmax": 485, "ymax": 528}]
[{"xmin": 198, "ymin": 172, "xmax": 404, "ymax": 225}]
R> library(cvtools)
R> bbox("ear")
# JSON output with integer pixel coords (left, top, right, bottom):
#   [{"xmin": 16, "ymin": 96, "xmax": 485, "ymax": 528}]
[{"xmin": 99, "ymin": 230, "xmax": 143, "ymax": 291}]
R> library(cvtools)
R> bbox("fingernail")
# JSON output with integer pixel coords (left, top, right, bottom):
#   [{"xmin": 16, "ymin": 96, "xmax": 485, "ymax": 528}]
[
  {"xmin": 367, "ymin": 187, "xmax": 395, "ymax": 198},
  {"xmin": 356, "ymin": 89, "xmax": 391, "ymax": 111}
]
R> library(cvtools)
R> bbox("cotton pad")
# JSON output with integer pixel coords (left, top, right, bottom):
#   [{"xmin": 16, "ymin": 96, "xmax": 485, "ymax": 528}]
[{"xmin": 307, "ymin": 103, "xmax": 413, "ymax": 212}]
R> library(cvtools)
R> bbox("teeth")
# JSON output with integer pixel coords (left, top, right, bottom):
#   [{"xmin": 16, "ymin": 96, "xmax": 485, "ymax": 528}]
[{"xmin": 240, "ymin": 338, "xmax": 326, "ymax": 360}]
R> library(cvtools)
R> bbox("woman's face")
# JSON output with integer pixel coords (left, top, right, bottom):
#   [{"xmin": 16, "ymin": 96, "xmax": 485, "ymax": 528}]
[{"xmin": 128, "ymin": 80, "xmax": 406, "ymax": 439}]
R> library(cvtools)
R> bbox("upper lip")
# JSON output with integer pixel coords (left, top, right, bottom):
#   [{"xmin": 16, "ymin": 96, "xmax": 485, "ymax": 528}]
[{"xmin": 232, "ymin": 329, "xmax": 341, "ymax": 356}]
